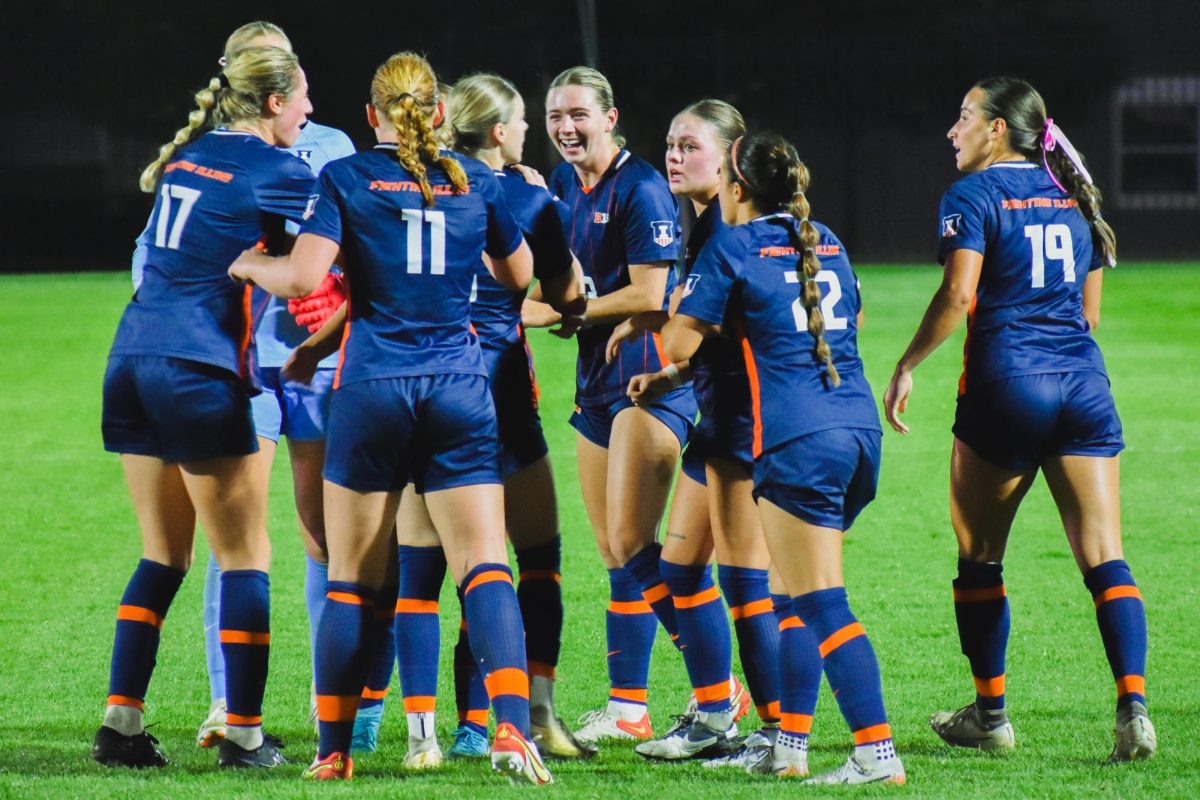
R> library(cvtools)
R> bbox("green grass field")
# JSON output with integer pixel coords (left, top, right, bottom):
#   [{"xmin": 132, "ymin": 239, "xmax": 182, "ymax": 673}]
[{"xmin": 1, "ymin": 264, "xmax": 1197, "ymax": 798}]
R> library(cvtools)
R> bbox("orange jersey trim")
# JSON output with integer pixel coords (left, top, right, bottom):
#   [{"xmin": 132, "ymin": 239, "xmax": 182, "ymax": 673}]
[
  {"xmin": 739, "ymin": 336, "xmax": 765, "ymax": 457},
  {"xmin": 958, "ymin": 296, "xmax": 978, "ymax": 397},
  {"xmin": 332, "ymin": 296, "xmax": 352, "ymax": 390}
]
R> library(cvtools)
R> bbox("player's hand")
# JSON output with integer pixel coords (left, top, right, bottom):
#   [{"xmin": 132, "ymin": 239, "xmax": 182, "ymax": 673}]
[
  {"xmin": 282, "ymin": 345, "xmax": 320, "ymax": 385},
  {"xmin": 883, "ymin": 365, "xmax": 913, "ymax": 434},
  {"xmin": 227, "ymin": 248, "xmax": 261, "ymax": 284},
  {"xmin": 550, "ymin": 312, "xmax": 585, "ymax": 339},
  {"xmin": 606, "ymin": 319, "xmax": 638, "ymax": 363},
  {"xmin": 521, "ymin": 298, "xmax": 561, "ymax": 329},
  {"xmin": 627, "ymin": 371, "xmax": 670, "ymax": 407},
  {"xmin": 288, "ymin": 272, "xmax": 346, "ymax": 333},
  {"xmin": 510, "ymin": 163, "xmax": 547, "ymax": 189}
]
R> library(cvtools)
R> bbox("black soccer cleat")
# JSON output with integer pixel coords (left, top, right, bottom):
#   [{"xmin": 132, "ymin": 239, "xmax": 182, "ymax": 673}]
[
  {"xmin": 91, "ymin": 725, "xmax": 169, "ymax": 768},
  {"xmin": 217, "ymin": 732, "xmax": 288, "ymax": 768}
]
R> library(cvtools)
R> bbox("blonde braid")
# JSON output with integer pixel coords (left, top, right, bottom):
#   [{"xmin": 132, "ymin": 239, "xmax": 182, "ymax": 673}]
[{"xmin": 139, "ymin": 77, "xmax": 220, "ymax": 192}]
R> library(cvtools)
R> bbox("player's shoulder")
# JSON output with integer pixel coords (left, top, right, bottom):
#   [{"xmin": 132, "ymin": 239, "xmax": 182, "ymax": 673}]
[
  {"xmin": 614, "ymin": 151, "xmax": 669, "ymax": 190},
  {"xmin": 810, "ymin": 219, "xmax": 847, "ymax": 252}
]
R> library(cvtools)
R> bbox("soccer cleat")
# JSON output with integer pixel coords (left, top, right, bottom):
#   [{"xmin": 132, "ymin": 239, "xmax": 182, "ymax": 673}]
[
  {"xmin": 491, "ymin": 722, "xmax": 553, "ymax": 785},
  {"xmin": 196, "ymin": 698, "xmax": 227, "ymax": 748},
  {"xmin": 634, "ymin": 714, "xmax": 739, "ymax": 760},
  {"xmin": 684, "ymin": 676, "xmax": 751, "ymax": 722},
  {"xmin": 403, "ymin": 737, "xmax": 444, "ymax": 769},
  {"xmin": 702, "ymin": 729, "xmax": 776, "ymax": 774},
  {"xmin": 217, "ymin": 733, "xmax": 288, "ymax": 768},
  {"xmin": 771, "ymin": 747, "xmax": 810, "ymax": 778},
  {"xmin": 1109, "ymin": 701, "xmax": 1157, "ymax": 763},
  {"xmin": 303, "ymin": 751, "xmax": 353, "ymax": 781},
  {"xmin": 449, "ymin": 724, "xmax": 491, "ymax": 758},
  {"xmin": 91, "ymin": 725, "xmax": 169, "ymax": 768},
  {"xmin": 574, "ymin": 708, "xmax": 653, "ymax": 744},
  {"xmin": 805, "ymin": 752, "xmax": 906, "ymax": 785},
  {"xmin": 532, "ymin": 716, "xmax": 598, "ymax": 760},
  {"xmin": 351, "ymin": 704, "xmax": 383, "ymax": 753},
  {"xmin": 930, "ymin": 703, "xmax": 1015, "ymax": 752}
]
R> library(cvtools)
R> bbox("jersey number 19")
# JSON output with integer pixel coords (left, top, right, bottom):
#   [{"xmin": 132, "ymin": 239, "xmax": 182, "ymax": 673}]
[{"xmin": 1024, "ymin": 224, "xmax": 1076, "ymax": 288}]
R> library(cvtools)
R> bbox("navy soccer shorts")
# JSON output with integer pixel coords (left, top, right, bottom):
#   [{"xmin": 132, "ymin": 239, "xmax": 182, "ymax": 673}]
[
  {"xmin": 482, "ymin": 340, "xmax": 549, "ymax": 479},
  {"xmin": 569, "ymin": 385, "xmax": 697, "ymax": 450},
  {"xmin": 102, "ymin": 355, "xmax": 258, "ymax": 463},
  {"xmin": 953, "ymin": 371, "xmax": 1125, "ymax": 471},
  {"xmin": 680, "ymin": 408, "xmax": 755, "ymax": 486}
]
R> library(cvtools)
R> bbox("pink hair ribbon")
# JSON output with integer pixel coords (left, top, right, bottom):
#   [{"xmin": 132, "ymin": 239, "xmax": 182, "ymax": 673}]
[{"xmin": 1041, "ymin": 118, "xmax": 1094, "ymax": 192}]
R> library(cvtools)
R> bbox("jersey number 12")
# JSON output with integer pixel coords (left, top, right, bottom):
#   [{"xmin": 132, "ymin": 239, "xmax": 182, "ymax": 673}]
[{"xmin": 1024, "ymin": 224, "xmax": 1075, "ymax": 287}]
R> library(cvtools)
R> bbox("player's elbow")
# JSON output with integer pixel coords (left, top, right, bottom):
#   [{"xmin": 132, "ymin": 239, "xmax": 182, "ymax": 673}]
[
  {"xmin": 1085, "ymin": 309, "xmax": 1100, "ymax": 332},
  {"xmin": 490, "ymin": 242, "xmax": 533, "ymax": 292}
]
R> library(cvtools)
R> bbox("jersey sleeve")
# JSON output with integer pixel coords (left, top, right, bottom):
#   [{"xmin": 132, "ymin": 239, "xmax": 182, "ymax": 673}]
[
  {"xmin": 526, "ymin": 189, "xmax": 574, "ymax": 283},
  {"xmin": 251, "ymin": 154, "xmax": 317, "ymax": 224},
  {"xmin": 620, "ymin": 177, "xmax": 680, "ymax": 266},
  {"xmin": 479, "ymin": 169, "xmax": 525, "ymax": 259},
  {"xmin": 298, "ymin": 169, "xmax": 344, "ymax": 245},
  {"xmin": 936, "ymin": 179, "xmax": 991, "ymax": 265},
  {"xmin": 676, "ymin": 230, "xmax": 739, "ymax": 326}
]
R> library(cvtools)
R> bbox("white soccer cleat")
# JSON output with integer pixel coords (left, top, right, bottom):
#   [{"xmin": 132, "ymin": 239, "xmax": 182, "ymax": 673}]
[
  {"xmin": 1110, "ymin": 701, "xmax": 1156, "ymax": 763},
  {"xmin": 702, "ymin": 728, "xmax": 776, "ymax": 774},
  {"xmin": 930, "ymin": 703, "xmax": 1015, "ymax": 752},
  {"xmin": 574, "ymin": 708, "xmax": 653, "ymax": 744},
  {"xmin": 403, "ymin": 737, "xmax": 443, "ymax": 769},
  {"xmin": 805, "ymin": 748, "xmax": 906, "ymax": 786},
  {"xmin": 634, "ymin": 713, "xmax": 738, "ymax": 760},
  {"xmin": 196, "ymin": 698, "xmax": 227, "ymax": 748}
]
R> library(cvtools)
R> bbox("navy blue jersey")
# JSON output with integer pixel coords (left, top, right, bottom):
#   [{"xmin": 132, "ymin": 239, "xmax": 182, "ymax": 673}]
[
  {"xmin": 678, "ymin": 213, "xmax": 880, "ymax": 455},
  {"xmin": 111, "ymin": 129, "xmax": 315, "ymax": 382},
  {"xmin": 301, "ymin": 145, "xmax": 523, "ymax": 387},
  {"xmin": 937, "ymin": 161, "xmax": 1107, "ymax": 393},
  {"xmin": 471, "ymin": 167, "xmax": 573, "ymax": 349},
  {"xmin": 549, "ymin": 151, "xmax": 681, "ymax": 406},
  {"xmin": 680, "ymin": 201, "xmax": 752, "ymax": 425}
]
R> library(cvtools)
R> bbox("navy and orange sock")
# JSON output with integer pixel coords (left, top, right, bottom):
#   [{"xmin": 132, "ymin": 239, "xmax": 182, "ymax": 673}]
[
  {"xmin": 774, "ymin": 593, "xmax": 817, "ymax": 743},
  {"xmin": 454, "ymin": 595, "xmax": 490, "ymax": 734},
  {"xmin": 1084, "ymin": 559, "xmax": 1148, "ymax": 709},
  {"xmin": 661, "ymin": 560, "xmax": 732, "ymax": 712},
  {"xmin": 219, "ymin": 569, "xmax": 271, "ymax": 745},
  {"xmin": 606, "ymin": 567, "xmax": 656, "ymax": 711},
  {"xmin": 624, "ymin": 543, "xmax": 681, "ymax": 648},
  {"xmin": 515, "ymin": 537, "xmax": 563, "ymax": 685},
  {"xmin": 953, "ymin": 559, "xmax": 1009, "ymax": 712},
  {"xmin": 721, "ymin": 566, "xmax": 781, "ymax": 722},
  {"xmin": 105, "ymin": 559, "xmax": 185, "ymax": 730},
  {"xmin": 462, "ymin": 563, "xmax": 530, "ymax": 737},
  {"xmin": 395, "ymin": 545, "xmax": 446, "ymax": 723},
  {"xmin": 793, "ymin": 588, "xmax": 892, "ymax": 749},
  {"xmin": 360, "ymin": 579, "xmax": 396, "ymax": 712},
  {"xmin": 315, "ymin": 582, "xmax": 374, "ymax": 757}
]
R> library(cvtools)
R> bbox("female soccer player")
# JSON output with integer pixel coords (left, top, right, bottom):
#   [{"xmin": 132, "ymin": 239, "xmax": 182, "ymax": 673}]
[
  {"xmin": 883, "ymin": 77, "xmax": 1155, "ymax": 762},
  {"xmin": 229, "ymin": 52, "xmax": 552, "ymax": 785},
  {"xmin": 132, "ymin": 20, "xmax": 361, "ymax": 754},
  {"xmin": 523, "ymin": 66, "xmax": 696, "ymax": 744},
  {"xmin": 662, "ymin": 132, "xmax": 906, "ymax": 785},
  {"xmin": 94, "ymin": 44, "xmax": 313, "ymax": 770}
]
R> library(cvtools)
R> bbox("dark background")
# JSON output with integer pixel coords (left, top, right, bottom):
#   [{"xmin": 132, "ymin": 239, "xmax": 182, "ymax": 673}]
[{"xmin": 2, "ymin": 0, "xmax": 1196, "ymax": 271}]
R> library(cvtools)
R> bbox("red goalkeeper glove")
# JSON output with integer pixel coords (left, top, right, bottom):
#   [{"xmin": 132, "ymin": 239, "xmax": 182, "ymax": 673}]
[{"xmin": 288, "ymin": 272, "xmax": 346, "ymax": 333}]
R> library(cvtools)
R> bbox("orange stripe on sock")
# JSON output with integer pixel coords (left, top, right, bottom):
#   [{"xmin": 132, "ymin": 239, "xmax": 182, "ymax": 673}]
[
  {"xmin": 327, "ymin": 591, "xmax": 372, "ymax": 606},
  {"xmin": 528, "ymin": 661, "xmax": 557, "ymax": 679},
  {"xmin": 1116, "ymin": 675, "xmax": 1146, "ymax": 698},
  {"xmin": 853, "ymin": 722, "xmax": 892, "ymax": 745},
  {"xmin": 219, "ymin": 630, "xmax": 271, "ymax": 645},
  {"xmin": 693, "ymin": 680, "xmax": 731, "ymax": 705},
  {"xmin": 484, "ymin": 667, "xmax": 529, "ymax": 699},
  {"xmin": 461, "ymin": 709, "xmax": 490, "ymax": 726},
  {"xmin": 226, "ymin": 713, "xmax": 263, "ymax": 726},
  {"xmin": 107, "ymin": 694, "xmax": 144, "ymax": 711},
  {"xmin": 395, "ymin": 598, "xmax": 439, "ymax": 614},
  {"xmin": 361, "ymin": 687, "xmax": 389, "ymax": 701},
  {"xmin": 519, "ymin": 569, "xmax": 562, "ymax": 584},
  {"xmin": 610, "ymin": 687, "xmax": 648, "ymax": 704},
  {"xmin": 758, "ymin": 701, "xmax": 781, "ymax": 721},
  {"xmin": 673, "ymin": 585, "xmax": 721, "ymax": 609},
  {"xmin": 465, "ymin": 570, "xmax": 513, "ymax": 595},
  {"xmin": 730, "ymin": 598, "xmax": 774, "ymax": 620},
  {"xmin": 779, "ymin": 615, "xmax": 804, "ymax": 631},
  {"xmin": 116, "ymin": 605, "xmax": 164, "ymax": 629},
  {"xmin": 973, "ymin": 674, "xmax": 1006, "ymax": 698},
  {"xmin": 780, "ymin": 712, "xmax": 813, "ymax": 734},
  {"xmin": 608, "ymin": 599, "xmax": 653, "ymax": 614},
  {"xmin": 317, "ymin": 694, "xmax": 360, "ymax": 722},
  {"xmin": 642, "ymin": 582, "xmax": 669, "ymax": 604},
  {"xmin": 953, "ymin": 585, "xmax": 1007, "ymax": 603},
  {"xmin": 1095, "ymin": 585, "xmax": 1142, "ymax": 608},
  {"xmin": 403, "ymin": 695, "xmax": 437, "ymax": 713},
  {"xmin": 818, "ymin": 622, "xmax": 866, "ymax": 658}
]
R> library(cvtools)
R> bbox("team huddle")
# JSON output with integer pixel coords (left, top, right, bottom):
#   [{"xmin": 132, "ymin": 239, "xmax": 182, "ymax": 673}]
[{"xmin": 90, "ymin": 20, "xmax": 1157, "ymax": 787}]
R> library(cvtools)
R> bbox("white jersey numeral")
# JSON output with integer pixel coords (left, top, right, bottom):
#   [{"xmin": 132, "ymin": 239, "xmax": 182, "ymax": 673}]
[
  {"xmin": 785, "ymin": 270, "xmax": 847, "ymax": 332},
  {"xmin": 582, "ymin": 275, "xmax": 598, "ymax": 299},
  {"xmin": 154, "ymin": 184, "xmax": 202, "ymax": 250},
  {"xmin": 1024, "ymin": 223, "xmax": 1076, "ymax": 288},
  {"xmin": 401, "ymin": 209, "xmax": 447, "ymax": 275}
]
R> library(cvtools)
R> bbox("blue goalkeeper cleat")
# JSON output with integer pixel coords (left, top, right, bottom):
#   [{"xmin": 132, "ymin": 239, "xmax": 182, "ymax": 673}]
[{"xmin": 448, "ymin": 723, "xmax": 490, "ymax": 758}]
